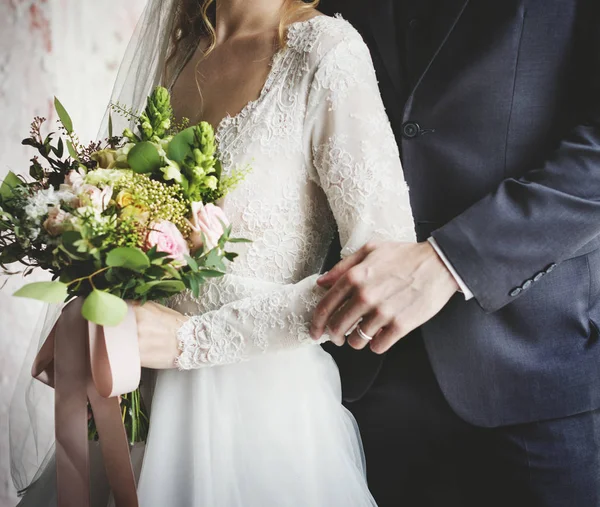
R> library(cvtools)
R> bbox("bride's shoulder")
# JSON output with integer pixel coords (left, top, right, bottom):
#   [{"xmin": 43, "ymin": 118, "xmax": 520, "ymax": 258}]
[{"xmin": 287, "ymin": 14, "xmax": 368, "ymax": 65}]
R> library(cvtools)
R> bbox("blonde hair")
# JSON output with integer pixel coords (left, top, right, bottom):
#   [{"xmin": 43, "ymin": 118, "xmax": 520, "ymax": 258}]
[{"xmin": 171, "ymin": 0, "xmax": 320, "ymax": 62}]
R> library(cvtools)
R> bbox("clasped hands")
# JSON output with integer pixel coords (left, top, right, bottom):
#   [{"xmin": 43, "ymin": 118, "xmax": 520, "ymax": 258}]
[
  {"xmin": 310, "ymin": 241, "xmax": 460, "ymax": 353},
  {"xmin": 133, "ymin": 241, "xmax": 460, "ymax": 369}
]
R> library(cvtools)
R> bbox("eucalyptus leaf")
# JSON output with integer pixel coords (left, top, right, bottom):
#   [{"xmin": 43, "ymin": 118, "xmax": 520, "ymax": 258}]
[
  {"xmin": 54, "ymin": 97, "xmax": 74, "ymax": 134},
  {"xmin": 127, "ymin": 141, "xmax": 162, "ymax": 174},
  {"xmin": 106, "ymin": 247, "xmax": 151, "ymax": 272},
  {"xmin": 81, "ymin": 290, "xmax": 128, "ymax": 326},
  {"xmin": 166, "ymin": 127, "xmax": 195, "ymax": 164},
  {"xmin": 14, "ymin": 281, "xmax": 68, "ymax": 303}
]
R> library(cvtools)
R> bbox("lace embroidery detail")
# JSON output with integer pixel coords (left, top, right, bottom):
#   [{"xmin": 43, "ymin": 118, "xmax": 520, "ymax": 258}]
[
  {"xmin": 176, "ymin": 317, "xmax": 245, "ymax": 369},
  {"xmin": 173, "ymin": 16, "xmax": 415, "ymax": 370}
]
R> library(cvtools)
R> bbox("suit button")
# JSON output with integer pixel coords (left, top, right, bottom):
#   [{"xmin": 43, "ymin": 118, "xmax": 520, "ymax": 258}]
[
  {"xmin": 522, "ymin": 280, "xmax": 533, "ymax": 291},
  {"xmin": 546, "ymin": 263, "xmax": 558, "ymax": 274},
  {"xmin": 510, "ymin": 288, "xmax": 522, "ymax": 297},
  {"xmin": 533, "ymin": 272, "xmax": 545, "ymax": 282},
  {"xmin": 402, "ymin": 122, "xmax": 421, "ymax": 139}
]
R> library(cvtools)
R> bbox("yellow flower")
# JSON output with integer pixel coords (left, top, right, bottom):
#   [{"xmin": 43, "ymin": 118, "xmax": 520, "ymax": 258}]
[{"xmin": 116, "ymin": 190, "xmax": 134, "ymax": 208}]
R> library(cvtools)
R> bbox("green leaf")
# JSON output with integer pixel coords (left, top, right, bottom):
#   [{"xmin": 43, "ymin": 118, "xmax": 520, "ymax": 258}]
[
  {"xmin": 0, "ymin": 245, "xmax": 24, "ymax": 265},
  {"xmin": 134, "ymin": 280, "xmax": 185, "ymax": 295},
  {"xmin": 164, "ymin": 264, "xmax": 182, "ymax": 280},
  {"xmin": 227, "ymin": 237, "xmax": 252, "ymax": 244},
  {"xmin": 106, "ymin": 247, "xmax": 151, "ymax": 272},
  {"xmin": 66, "ymin": 139, "xmax": 80, "ymax": 161},
  {"xmin": 127, "ymin": 141, "xmax": 162, "ymax": 174},
  {"xmin": 184, "ymin": 255, "xmax": 199, "ymax": 272},
  {"xmin": 225, "ymin": 252, "xmax": 239, "ymax": 262},
  {"xmin": 214, "ymin": 159, "xmax": 223, "ymax": 181},
  {"xmin": 54, "ymin": 97, "xmax": 74, "ymax": 134},
  {"xmin": 0, "ymin": 172, "xmax": 23, "ymax": 201},
  {"xmin": 55, "ymin": 137, "xmax": 64, "ymax": 159},
  {"xmin": 21, "ymin": 138, "xmax": 38, "ymax": 148},
  {"xmin": 145, "ymin": 265, "xmax": 167, "ymax": 278},
  {"xmin": 198, "ymin": 268, "xmax": 225, "ymax": 278},
  {"xmin": 189, "ymin": 274, "xmax": 200, "ymax": 297},
  {"xmin": 58, "ymin": 231, "xmax": 89, "ymax": 260},
  {"xmin": 81, "ymin": 289, "xmax": 128, "ymax": 326},
  {"xmin": 14, "ymin": 281, "xmax": 69, "ymax": 303},
  {"xmin": 204, "ymin": 248, "xmax": 226, "ymax": 270},
  {"xmin": 166, "ymin": 127, "xmax": 195, "ymax": 164},
  {"xmin": 108, "ymin": 112, "xmax": 114, "ymax": 139}
]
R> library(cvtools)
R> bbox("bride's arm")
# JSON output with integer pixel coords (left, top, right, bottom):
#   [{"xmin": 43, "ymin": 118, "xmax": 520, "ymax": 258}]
[{"xmin": 170, "ymin": 25, "xmax": 415, "ymax": 370}]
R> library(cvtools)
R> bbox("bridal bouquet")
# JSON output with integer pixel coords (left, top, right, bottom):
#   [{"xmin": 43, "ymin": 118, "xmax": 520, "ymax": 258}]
[{"xmin": 0, "ymin": 87, "xmax": 249, "ymax": 442}]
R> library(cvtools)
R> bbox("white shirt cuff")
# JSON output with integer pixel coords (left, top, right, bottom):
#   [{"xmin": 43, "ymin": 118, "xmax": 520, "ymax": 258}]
[{"xmin": 428, "ymin": 237, "xmax": 474, "ymax": 301}]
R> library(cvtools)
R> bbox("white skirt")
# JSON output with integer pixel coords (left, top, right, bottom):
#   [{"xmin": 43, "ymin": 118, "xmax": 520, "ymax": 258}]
[{"xmin": 137, "ymin": 345, "xmax": 377, "ymax": 507}]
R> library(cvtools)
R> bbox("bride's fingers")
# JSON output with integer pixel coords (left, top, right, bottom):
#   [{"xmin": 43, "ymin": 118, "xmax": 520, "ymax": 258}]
[{"xmin": 347, "ymin": 306, "xmax": 392, "ymax": 350}]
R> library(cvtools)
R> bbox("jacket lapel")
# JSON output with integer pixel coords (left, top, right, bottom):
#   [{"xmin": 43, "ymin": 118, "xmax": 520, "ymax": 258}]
[
  {"xmin": 408, "ymin": 0, "xmax": 470, "ymax": 103},
  {"xmin": 368, "ymin": 0, "xmax": 470, "ymax": 101}
]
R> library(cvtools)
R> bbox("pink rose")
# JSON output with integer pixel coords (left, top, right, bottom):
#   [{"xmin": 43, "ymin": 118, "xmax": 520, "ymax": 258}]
[
  {"xmin": 145, "ymin": 220, "xmax": 190, "ymax": 264},
  {"xmin": 187, "ymin": 202, "xmax": 230, "ymax": 253},
  {"xmin": 78, "ymin": 184, "xmax": 113, "ymax": 211},
  {"xmin": 43, "ymin": 206, "xmax": 72, "ymax": 236}
]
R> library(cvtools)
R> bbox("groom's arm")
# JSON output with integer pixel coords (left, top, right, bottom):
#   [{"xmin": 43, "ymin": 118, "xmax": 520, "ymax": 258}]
[
  {"xmin": 311, "ymin": 5, "xmax": 600, "ymax": 350},
  {"xmin": 432, "ymin": 22, "xmax": 600, "ymax": 313}
]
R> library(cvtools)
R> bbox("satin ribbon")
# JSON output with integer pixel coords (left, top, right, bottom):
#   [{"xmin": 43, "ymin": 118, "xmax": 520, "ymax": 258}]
[{"xmin": 32, "ymin": 298, "xmax": 141, "ymax": 507}]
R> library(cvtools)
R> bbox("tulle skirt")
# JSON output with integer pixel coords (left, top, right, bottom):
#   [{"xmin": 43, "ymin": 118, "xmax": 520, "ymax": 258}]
[{"xmin": 137, "ymin": 345, "xmax": 376, "ymax": 507}]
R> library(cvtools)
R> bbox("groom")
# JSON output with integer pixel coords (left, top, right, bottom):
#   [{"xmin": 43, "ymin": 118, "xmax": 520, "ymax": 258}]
[{"xmin": 316, "ymin": 1, "xmax": 600, "ymax": 506}]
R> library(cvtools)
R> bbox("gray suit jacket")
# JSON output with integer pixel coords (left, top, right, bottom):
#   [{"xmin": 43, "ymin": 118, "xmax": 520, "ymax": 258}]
[{"xmin": 321, "ymin": 0, "xmax": 600, "ymax": 427}]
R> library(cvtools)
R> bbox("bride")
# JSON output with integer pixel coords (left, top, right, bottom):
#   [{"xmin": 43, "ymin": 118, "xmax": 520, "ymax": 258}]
[{"xmin": 14, "ymin": 0, "xmax": 415, "ymax": 505}]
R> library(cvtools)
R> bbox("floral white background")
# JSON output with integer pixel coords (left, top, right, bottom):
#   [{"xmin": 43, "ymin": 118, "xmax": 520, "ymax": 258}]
[{"xmin": 0, "ymin": 1, "xmax": 146, "ymax": 504}]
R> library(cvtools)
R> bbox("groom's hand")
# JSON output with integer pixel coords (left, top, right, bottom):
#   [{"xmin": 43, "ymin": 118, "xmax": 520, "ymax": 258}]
[{"xmin": 310, "ymin": 242, "xmax": 459, "ymax": 353}]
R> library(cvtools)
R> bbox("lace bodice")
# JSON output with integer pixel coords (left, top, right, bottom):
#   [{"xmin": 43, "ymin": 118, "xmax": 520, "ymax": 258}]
[{"xmin": 171, "ymin": 16, "xmax": 416, "ymax": 369}]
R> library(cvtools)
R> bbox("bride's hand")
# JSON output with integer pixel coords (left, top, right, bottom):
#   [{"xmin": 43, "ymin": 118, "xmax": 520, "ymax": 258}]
[{"xmin": 132, "ymin": 301, "xmax": 188, "ymax": 369}]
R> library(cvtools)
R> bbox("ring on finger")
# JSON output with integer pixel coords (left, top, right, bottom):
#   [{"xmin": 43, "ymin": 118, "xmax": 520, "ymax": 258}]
[{"xmin": 356, "ymin": 325, "xmax": 374, "ymax": 342}]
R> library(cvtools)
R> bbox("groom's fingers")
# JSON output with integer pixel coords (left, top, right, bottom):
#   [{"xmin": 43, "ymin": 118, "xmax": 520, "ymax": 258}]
[
  {"xmin": 317, "ymin": 244, "xmax": 373, "ymax": 288},
  {"xmin": 311, "ymin": 272, "xmax": 357, "ymax": 339},
  {"xmin": 347, "ymin": 306, "xmax": 392, "ymax": 350},
  {"xmin": 369, "ymin": 306, "xmax": 421, "ymax": 354},
  {"xmin": 325, "ymin": 295, "xmax": 371, "ymax": 342}
]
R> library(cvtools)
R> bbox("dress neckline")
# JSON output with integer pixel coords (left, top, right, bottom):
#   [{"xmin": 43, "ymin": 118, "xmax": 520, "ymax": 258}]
[{"xmin": 215, "ymin": 15, "xmax": 327, "ymax": 143}]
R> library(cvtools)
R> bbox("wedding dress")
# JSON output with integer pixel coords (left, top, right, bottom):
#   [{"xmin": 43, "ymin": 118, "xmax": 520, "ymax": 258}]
[
  {"xmin": 137, "ymin": 15, "xmax": 415, "ymax": 507},
  {"xmin": 14, "ymin": 14, "xmax": 415, "ymax": 507}
]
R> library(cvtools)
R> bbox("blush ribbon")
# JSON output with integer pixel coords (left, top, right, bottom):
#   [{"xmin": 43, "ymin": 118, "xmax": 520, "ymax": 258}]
[{"xmin": 32, "ymin": 298, "xmax": 141, "ymax": 507}]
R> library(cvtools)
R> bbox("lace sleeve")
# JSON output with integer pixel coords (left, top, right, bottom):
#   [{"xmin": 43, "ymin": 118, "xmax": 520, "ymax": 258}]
[
  {"xmin": 306, "ymin": 27, "xmax": 415, "ymax": 254},
  {"xmin": 175, "ymin": 24, "xmax": 415, "ymax": 370}
]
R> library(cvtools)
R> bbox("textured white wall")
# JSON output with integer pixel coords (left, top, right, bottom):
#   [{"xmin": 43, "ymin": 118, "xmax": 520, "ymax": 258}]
[{"xmin": 0, "ymin": 1, "xmax": 147, "ymax": 505}]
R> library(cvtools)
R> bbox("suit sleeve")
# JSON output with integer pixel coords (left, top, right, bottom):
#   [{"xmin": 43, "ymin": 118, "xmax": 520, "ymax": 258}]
[{"xmin": 432, "ymin": 11, "xmax": 600, "ymax": 313}]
